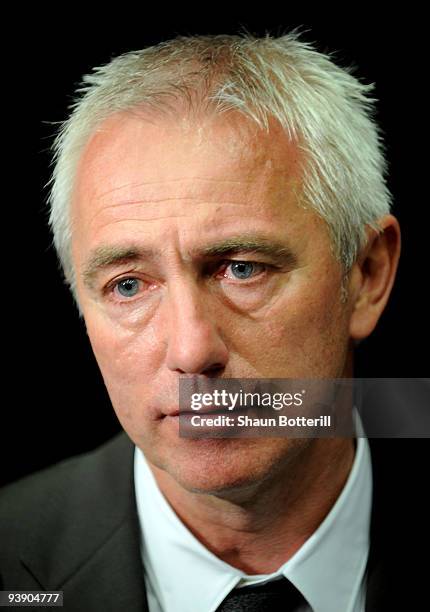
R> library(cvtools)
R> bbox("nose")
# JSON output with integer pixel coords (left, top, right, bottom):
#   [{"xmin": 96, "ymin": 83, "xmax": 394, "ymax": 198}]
[{"xmin": 164, "ymin": 280, "xmax": 229, "ymax": 375}]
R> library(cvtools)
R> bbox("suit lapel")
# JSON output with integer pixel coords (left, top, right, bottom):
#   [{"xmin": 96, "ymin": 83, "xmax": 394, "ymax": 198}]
[{"xmin": 19, "ymin": 432, "xmax": 148, "ymax": 611}]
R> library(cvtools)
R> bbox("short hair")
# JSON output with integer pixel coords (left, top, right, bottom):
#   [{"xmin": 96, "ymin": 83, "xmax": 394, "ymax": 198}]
[{"xmin": 46, "ymin": 28, "xmax": 392, "ymax": 305}]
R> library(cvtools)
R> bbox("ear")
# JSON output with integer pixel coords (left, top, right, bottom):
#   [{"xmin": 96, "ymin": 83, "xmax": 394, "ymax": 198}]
[{"xmin": 348, "ymin": 215, "xmax": 401, "ymax": 340}]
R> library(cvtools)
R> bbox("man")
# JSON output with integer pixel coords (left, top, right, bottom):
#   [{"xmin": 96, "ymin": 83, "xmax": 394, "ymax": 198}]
[{"xmin": 0, "ymin": 31, "xmax": 426, "ymax": 611}]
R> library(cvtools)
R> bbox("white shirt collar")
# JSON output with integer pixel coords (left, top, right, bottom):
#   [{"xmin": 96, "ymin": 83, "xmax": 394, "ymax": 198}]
[{"xmin": 134, "ymin": 436, "xmax": 372, "ymax": 612}]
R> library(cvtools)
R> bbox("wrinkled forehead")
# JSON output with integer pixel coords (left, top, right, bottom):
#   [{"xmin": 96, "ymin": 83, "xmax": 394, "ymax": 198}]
[{"xmin": 71, "ymin": 107, "xmax": 305, "ymax": 215}]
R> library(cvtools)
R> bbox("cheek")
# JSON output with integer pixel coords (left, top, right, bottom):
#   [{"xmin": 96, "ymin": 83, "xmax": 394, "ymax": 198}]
[
  {"xmin": 83, "ymin": 311, "xmax": 164, "ymax": 406},
  {"xmin": 247, "ymin": 278, "xmax": 350, "ymax": 377}
]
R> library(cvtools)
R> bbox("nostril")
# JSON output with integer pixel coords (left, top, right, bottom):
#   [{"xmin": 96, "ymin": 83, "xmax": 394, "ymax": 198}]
[{"xmin": 203, "ymin": 364, "xmax": 225, "ymax": 378}]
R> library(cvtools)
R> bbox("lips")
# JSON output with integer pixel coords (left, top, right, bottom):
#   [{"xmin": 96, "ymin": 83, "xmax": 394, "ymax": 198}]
[
  {"xmin": 165, "ymin": 405, "xmax": 252, "ymax": 417},
  {"xmin": 166, "ymin": 407, "xmax": 231, "ymax": 417}
]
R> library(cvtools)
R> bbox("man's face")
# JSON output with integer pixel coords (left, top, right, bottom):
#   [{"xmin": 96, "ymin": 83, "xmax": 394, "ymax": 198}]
[{"xmin": 71, "ymin": 109, "xmax": 355, "ymax": 493}]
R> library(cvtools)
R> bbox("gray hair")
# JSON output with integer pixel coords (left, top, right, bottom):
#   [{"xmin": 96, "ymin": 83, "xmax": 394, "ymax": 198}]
[{"xmin": 46, "ymin": 28, "xmax": 392, "ymax": 304}]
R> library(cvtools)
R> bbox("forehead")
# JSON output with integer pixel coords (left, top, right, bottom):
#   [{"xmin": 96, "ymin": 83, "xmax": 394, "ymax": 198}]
[{"xmin": 71, "ymin": 108, "xmax": 304, "ymax": 219}]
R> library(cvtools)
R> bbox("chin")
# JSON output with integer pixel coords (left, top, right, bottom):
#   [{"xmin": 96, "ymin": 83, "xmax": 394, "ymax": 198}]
[{"xmin": 154, "ymin": 437, "xmax": 303, "ymax": 497}]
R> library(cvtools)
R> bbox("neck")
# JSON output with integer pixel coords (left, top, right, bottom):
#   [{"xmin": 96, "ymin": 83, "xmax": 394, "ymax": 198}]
[{"xmin": 149, "ymin": 437, "xmax": 356, "ymax": 574}]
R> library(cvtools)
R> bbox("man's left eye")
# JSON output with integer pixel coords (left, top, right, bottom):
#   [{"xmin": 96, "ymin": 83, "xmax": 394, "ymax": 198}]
[{"xmin": 223, "ymin": 261, "xmax": 264, "ymax": 280}]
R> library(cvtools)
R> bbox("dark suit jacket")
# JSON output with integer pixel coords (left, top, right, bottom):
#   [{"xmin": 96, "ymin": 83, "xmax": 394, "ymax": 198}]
[{"xmin": 0, "ymin": 432, "xmax": 428, "ymax": 611}]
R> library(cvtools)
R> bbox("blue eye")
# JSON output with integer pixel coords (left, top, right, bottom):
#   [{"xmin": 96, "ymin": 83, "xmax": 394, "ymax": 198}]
[
  {"xmin": 229, "ymin": 262, "xmax": 256, "ymax": 279},
  {"xmin": 116, "ymin": 278, "xmax": 140, "ymax": 297}
]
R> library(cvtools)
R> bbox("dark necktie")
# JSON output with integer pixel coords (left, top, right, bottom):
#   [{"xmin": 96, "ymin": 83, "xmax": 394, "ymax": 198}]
[{"xmin": 215, "ymin": 576, "xmax": 309, "ymax": 611}]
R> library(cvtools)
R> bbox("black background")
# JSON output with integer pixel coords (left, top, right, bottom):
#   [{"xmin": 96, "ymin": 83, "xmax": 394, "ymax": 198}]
[{"xmin": 2, "ymin": 13, "xmax": 428, "ymax": 486}]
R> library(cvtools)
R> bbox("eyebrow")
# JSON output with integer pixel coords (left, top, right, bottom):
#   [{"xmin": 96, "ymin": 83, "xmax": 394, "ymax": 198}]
[
  {"xmin": 82, "ymin": 236, "xmax": 297, "ymax": 289},
  {"xmin": 82, "ymin": 245, "xmax": 154, "ymax": 289},
  {"xmin": 198, "ymin": 237, "xmax": 295, "ymax": 262}
]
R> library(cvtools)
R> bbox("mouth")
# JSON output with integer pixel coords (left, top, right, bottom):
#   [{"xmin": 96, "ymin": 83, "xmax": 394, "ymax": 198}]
[
  {"xmin": 164, "ymin": 405, "xmax": 253, "ymax": 418},
  {"xmin": 165, "ymin": 407, "xmax": 232, "ymax": 417}
]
